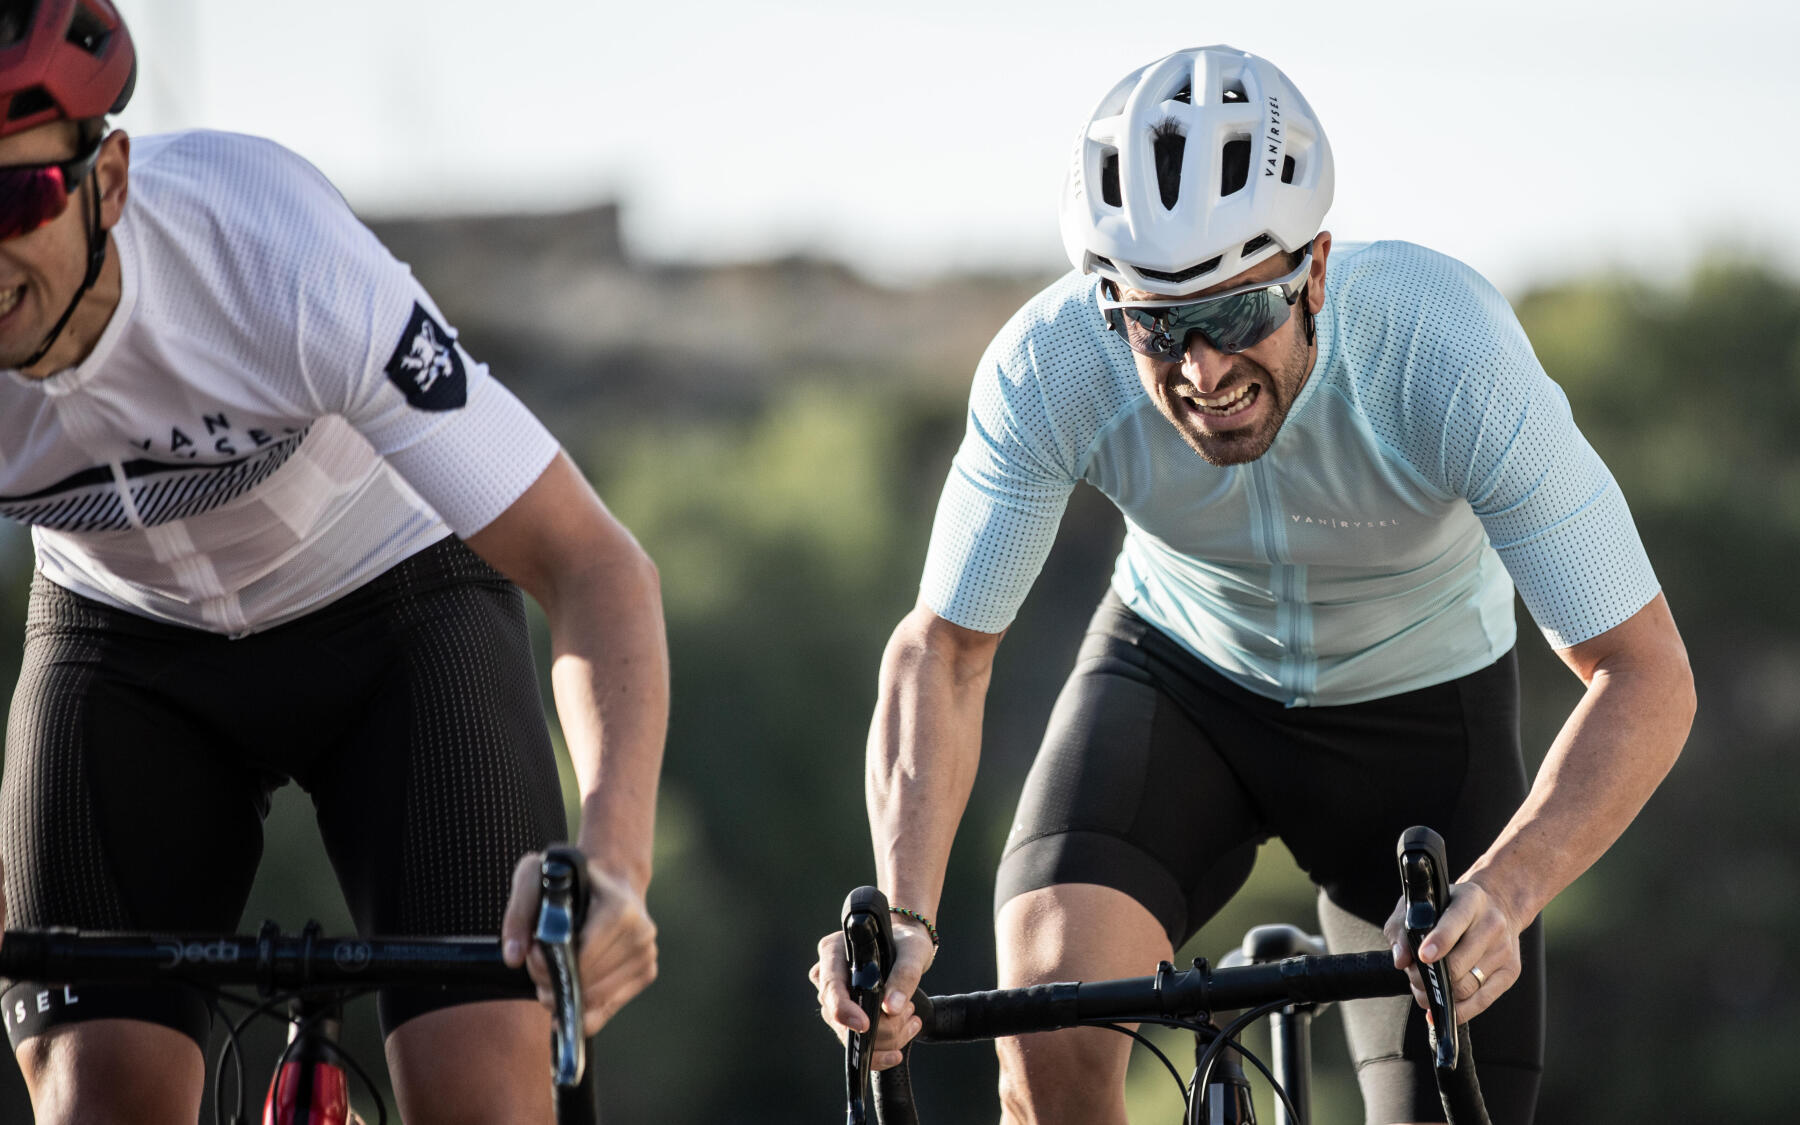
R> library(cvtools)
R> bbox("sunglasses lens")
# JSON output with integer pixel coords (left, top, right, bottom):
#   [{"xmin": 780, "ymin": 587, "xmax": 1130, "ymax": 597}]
[
  {"xmin": 1191, "ymin": 289, "xmax": 1294, "ymax": 354},
  {"xmin": 1121, "ymin": 289, "xmax": 1292, "ymax": 359},
  {"xmin": 0, "ymin": 166, "xmax": 71, "ymax": 242}
]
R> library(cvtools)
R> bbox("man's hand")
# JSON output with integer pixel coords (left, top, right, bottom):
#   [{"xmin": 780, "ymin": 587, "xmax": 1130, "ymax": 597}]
[
  {"xmin": 501, "ymin": 851, "xmax": 658, "ymax": 1036},
  {"xmin": 1383, "ymin": 877, "xmax": 1522, "ymax": 1023},
  {"xmin": 811, "ymin": 917, "xmax": 936, "ymax": 1071}
]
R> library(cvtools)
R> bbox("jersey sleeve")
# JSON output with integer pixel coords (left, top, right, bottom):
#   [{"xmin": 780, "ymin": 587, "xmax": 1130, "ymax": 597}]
[
  {"xmin": 198, "ymin": 133, "xmax": 558, "ymax": 537},
  {"xmin": 1356, "ymin": 245, "xmax": 1660, "ymax": 648},
  {"xmin": 919, "ymin": 303, "xmax": 1089, "ymax": 634}
]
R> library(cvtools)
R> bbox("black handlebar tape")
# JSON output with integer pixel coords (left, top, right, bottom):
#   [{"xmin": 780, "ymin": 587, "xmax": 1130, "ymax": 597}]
[
  {"xmin": 1397, "ymin": 826, "xmax": 1459, "ymax": 1070},
  {"xmin": 556, "ymin": 1065, "xmax": 600, "ymax": 1125},
  {"xmin": 1182, "ymin": 951, "xmax": 1410, "ymax": 1011},
  {"xmin": 919, "ymin": 982, "xmax": 1082, "ymax": 1042},
  {"xmin": 872, "ymin": 1043, "xmax": 921, "ymax": 1125},
  {"xmin": 1436, "ymin": 1020, "xmax": 1492, "ymax": 1125},
  {"xmin": 541, "ymin": 844, "xmax": 592, "ymax": 931}
]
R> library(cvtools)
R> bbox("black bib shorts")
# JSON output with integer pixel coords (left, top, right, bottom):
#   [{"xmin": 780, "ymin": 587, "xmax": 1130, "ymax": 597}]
[
  {"xmin": 0, "ymin": 537, "xmax": 568, "ymax": 1050},
  {"xmin": 995, "ymin": 592, "xmax": 1544, "ymax": 1124}
]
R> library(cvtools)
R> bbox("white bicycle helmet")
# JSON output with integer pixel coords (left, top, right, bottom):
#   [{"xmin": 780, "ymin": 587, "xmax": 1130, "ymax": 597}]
[{"xmin": 1058, "ymin": 45, "xmax": 1333, "ymax": 297}]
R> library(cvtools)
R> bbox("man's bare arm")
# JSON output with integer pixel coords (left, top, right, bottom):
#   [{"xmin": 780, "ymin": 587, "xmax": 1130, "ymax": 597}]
[
  {"xmin": 811, "ymin": 600, "xmax": 1002, "ymax": 1068},
  {"xmin": 1390, "ymin": 592, "xmax": 1695, "ymax": 1019},
  {"xmin": 472, "ymin": 450, "xmax": 669, "ymax": 1032}
]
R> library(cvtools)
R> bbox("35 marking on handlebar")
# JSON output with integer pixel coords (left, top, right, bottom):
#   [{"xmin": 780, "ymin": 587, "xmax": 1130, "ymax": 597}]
[{"xmin": 332, "ymin": 941, "xmax": 374, "ymax": 972}]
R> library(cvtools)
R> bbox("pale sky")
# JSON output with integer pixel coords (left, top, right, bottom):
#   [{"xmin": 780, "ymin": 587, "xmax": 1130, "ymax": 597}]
[{"xmin": 121, "ymin": 0, "xmax": 1798, "ymax": 292}]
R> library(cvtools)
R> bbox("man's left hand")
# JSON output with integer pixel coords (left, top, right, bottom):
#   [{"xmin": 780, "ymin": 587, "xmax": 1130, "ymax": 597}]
[
  {"xmin": 1383, "ymin": 877, "xmax": 1522, "ymax": 1023},
  {"xmin": 500, "ymin": 851, "xmax": 659, "ymax": 1036}
]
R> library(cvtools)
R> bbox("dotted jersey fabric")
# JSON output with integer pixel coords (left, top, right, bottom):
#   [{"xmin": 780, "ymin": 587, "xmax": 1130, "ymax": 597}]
[
  {"xmin": 0, "ymin": 130, "xmax": 560, "ymax": 635},
  {"xmin": 920, "ymin": 240, "xmax": 1660, "ymax": 706}
]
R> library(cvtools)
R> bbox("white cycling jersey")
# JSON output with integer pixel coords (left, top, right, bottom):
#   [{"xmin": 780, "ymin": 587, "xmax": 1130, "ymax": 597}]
[
  {"xmin": 921, "ymin": 240, "xmax": 1661, "ymax": 706},
  {"xmin": 0, "ymin": 130, "xmax": 559, "ymax": 635}
]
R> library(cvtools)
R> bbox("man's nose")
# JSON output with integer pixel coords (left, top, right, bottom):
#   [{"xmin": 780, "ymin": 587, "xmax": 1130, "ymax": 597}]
[{"xmin": 1179, "ymin": 332, "xmax": 1233, "ymax": 392}]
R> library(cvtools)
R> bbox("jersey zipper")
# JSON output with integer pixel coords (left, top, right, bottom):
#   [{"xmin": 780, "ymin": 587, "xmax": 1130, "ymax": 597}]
[{"xmin": 1248, "ymin": 459, "xmax": 1313, "ymax": 704}]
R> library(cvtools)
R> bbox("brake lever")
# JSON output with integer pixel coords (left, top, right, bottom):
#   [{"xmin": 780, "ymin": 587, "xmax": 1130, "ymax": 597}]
[
  {"xmin": 842, "ymin": 886, "xmax": 897, "ymax": 1125},
  {"xmin": 536, "ymin": 845, "xmax": 592, "ymax": 1091},
  {"xmin": 1397, "ymin": 826, "xmax": 1459, "ymax": 1070}
]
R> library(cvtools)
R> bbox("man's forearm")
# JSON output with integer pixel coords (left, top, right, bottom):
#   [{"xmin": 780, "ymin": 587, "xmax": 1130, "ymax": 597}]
[
  {"xmin": 867, "ymin": 611, "xmax": 997, "ymax": 919},
  {"xmin": 1464, "ymin": 618, "xmax": 1694, "ymax": 928},
  {"xmin": 549, "ymin": 549, "xmax": 669, "ymax": 895}
]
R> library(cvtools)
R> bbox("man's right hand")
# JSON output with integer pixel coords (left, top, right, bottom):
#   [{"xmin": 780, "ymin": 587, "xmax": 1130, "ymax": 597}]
[{"xmin": 811, "ymin": 915, "xmax": 937, "ymax": 1070}]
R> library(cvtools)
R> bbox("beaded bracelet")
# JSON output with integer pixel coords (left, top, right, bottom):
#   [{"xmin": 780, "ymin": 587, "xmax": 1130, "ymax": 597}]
[{"xmin": 887, "ymin": 906, "xmax": 940, "ymax": 947}]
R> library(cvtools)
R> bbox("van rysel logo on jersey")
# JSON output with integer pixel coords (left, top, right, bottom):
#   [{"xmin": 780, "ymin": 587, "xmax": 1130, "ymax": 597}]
[
  {"xmin": 0, "ymin": 431, "xmax": 309, "ymax": 532},
  {"xmin": 385, "ymin": 302, "xmax": 467, "ymax": 412},
  {"xmin": 1290, "ymin": 512, "xmax": 1404, "ymax": 530}
]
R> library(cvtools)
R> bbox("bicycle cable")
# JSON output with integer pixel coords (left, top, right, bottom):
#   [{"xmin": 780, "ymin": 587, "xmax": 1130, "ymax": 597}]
[
  {"xmin": 207, "ymin": 985, "xmax": 388, "ymax": 1125},
  {"xmin": 1190, "ymin": 1001, "xmax": 1302, "ymax": 1125},
  {"xmin": 215, "ymin": 987, "xmax": 304, "ymax": 1125},
  {"xmin": 1083, "ymin": 1021, "xmax": 1191, "ymax": 1106},
  {"xmin": 199, "ymin": 988, "xmax": 247, "ymax": 1125},
  {"xmin": 1076, "ymin": 1010, "xmax": 1296, "ymax": 1122}
]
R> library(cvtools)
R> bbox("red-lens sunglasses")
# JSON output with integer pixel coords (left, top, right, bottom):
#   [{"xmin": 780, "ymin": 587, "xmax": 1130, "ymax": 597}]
[{"xmin": 0, "ymin": 134, "xmax": 104, "ymax": 243}]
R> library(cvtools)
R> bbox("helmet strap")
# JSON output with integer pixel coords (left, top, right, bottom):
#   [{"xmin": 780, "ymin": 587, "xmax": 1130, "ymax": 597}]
[
  {"xmin": 21, "ymin": 166, "xmax": 109, "ymax": 371},
  {"xmin": 1299, "ymin": 283, "xmax": 1316, "ymax": 346}
]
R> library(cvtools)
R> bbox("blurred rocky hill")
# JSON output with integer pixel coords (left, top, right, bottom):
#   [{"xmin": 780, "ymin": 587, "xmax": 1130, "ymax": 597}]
[{"xmin": 367, "ymin": 203, "xmax": 1055, "ymax": 426}]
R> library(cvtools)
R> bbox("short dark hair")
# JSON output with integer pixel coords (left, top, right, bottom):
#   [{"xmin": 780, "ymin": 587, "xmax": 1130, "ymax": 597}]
[{"xmin": 1152, "ymin": 120, "xmax": 1186, "ymax": 210}]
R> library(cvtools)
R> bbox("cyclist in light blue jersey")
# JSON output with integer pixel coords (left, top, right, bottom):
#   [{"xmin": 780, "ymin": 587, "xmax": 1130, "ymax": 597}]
[{"xmin": 814, "ymin": 45, "xmax": 1695, "ymax": 1125}]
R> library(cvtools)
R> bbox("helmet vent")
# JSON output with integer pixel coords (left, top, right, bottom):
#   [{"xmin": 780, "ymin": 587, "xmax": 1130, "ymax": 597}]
[
  {"xmin": 1221, "ymin": 80, "xmax": 1247, "ymax": 104},
  {"xmin": 1171, "ymin": 82, "xmax": 1192, "ymax": 105},
  {"xmin": 1138, "ymin": 256, "xmax": 1222, "ymax": 285},
  {"xmin": 1152, "ymin": 120, "xmax": 1185, "ymax": 210},
  {"xmin": 1242, "ymin": 233, "xmax": 1272, "ymax": 258},
  {"xmin": 0, "ymin": 2, "xmax": 37, "ymax": 50},
  {"xmin": 1100, "ymin": 151, "xmax": 1122, "ymax": 207},
  {"xmin": 66, "ymin": 4, "xmax": 110, "ymax": 55},
  {"xmin": 1221, "ymin": 138, "xmax": 1250, "ymax": 197},
  {"xmin": 1281, "ymin": 154, "xmax": 1296, "ymax": 184},
  {"xmin": 5, "ymin": 85, "xmax": 52, "ymax": 121}
]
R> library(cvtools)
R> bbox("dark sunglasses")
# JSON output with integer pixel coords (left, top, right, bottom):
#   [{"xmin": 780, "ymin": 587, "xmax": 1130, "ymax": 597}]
[
  {"xmin": 0, "ymin": 133, "xmax": 104, "ymax": 243},
  {"xmin": 1098, "ymin": 244, "xmax": 1313, "ymax": 359}
]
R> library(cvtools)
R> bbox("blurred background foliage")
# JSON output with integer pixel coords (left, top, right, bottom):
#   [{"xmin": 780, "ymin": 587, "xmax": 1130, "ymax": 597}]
[{"xmin": 0, "ymin": 212, "xmax": 1792, "ymax": 1121}]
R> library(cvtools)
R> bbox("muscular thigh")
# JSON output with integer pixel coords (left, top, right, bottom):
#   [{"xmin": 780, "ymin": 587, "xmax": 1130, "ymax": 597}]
[
  {"xmin": 994, "ymin": 884, "xmax": 1172, "ymax": 1125},
  {"xmin": 386, "ymin": 1000, "xmax": 552, "ymax": 1125}
]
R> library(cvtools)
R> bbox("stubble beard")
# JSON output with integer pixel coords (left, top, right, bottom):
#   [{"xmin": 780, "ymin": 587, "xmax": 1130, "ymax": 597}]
[{"xmin": 1169, "ymin": 330, "xmax": 1312, "ymax": 467}]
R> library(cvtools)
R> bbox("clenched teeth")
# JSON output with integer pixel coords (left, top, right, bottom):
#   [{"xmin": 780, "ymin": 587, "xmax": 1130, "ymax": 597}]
[{"xmin": 1181, "ymin": 384, "xmax": 1256, "ymax": 415}]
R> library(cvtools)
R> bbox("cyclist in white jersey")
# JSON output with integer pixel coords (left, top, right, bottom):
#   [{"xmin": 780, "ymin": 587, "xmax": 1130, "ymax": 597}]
[
  {"xmin": 0, "ymin": 4, "xmax": 665, "ymax": 1122},
  {"xmin": 814, "ymin": 46, "xmax": 1695, "ymax": 1124}
]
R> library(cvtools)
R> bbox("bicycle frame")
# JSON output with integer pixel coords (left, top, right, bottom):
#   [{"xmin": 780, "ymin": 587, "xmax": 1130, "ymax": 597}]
[{"xmin": 263, "ymin": 995, "xmax": 352, "ymax": 1125}]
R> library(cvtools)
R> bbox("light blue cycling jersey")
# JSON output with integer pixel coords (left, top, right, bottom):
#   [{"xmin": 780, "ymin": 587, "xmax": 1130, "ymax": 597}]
[{"xmin": 920, "ymin": 240, "xmax": 1660, "ymax": 706}]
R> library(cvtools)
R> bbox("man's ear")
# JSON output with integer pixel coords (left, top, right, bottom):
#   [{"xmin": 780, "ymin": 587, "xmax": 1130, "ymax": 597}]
[
  {"xmin": 1307, "ymin": 230, "xmax": 1332, "ymax": 315},
  {"xmin": 95, "ymin": 130, "xmax": 131, "ymax": 230}
]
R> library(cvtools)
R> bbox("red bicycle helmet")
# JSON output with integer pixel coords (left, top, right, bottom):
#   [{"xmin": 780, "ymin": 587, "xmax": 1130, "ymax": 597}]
[{"xmin": 0, "ymin": 0, "xmax": 135, "ymax": 138}]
